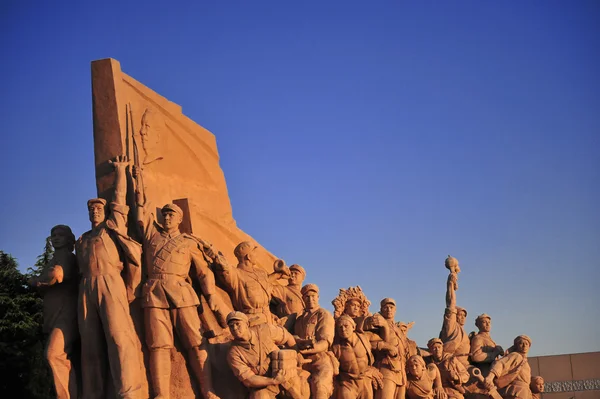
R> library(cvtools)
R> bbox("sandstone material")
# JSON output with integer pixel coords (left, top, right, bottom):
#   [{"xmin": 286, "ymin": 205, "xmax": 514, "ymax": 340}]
[{"xmin": 91, "ymin": 58, "xmax": 276, "ymax": 271}]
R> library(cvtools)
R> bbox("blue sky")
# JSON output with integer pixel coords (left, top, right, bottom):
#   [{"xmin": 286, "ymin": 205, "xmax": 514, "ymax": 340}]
[{"xmin": 1, "ymin": 1, "xmax": 598, "ymax": 356}]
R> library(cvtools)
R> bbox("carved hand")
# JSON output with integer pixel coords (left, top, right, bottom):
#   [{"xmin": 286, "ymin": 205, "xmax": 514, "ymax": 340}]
[
  {"xmin": 109, "ymin": 155, "xmax": 130, "ymax": 171},
  {"xmin": 449, "ymin": 371, "xmax": 459, "ymax": 382},
  {"xmin": 483, "ymin": 375, "xmax": 495, "ymax": 390},
  {"xmin": 433, "ymin": 386, "xmax": 448, "ymax": 399},
  {"xmin": 50, "ymin": 265, "xmax": 64, "ymax": 283},
  {"xmin": 203, "ymin": 245, "xmax": 217, "ymax": 260},
  {"xmin": 206, "ymin": 294, "xmax": 219, "ymax": 312},
  {"xmin": 132, "ymin": 165, "xmax": 142, "ymax": 179},
  {"xmin": 371, "ymin": 313, "xmax": 385, "ymax": 327},
  {"xmin": 272, "ymin": 370, "xmax": 287, "ymax": 385},
  {"xmin": 494, "ymin": 345, "xmax": 504, "ymax": 358}
]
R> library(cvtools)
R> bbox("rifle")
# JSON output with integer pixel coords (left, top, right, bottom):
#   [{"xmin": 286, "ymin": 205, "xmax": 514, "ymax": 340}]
[{"xmin": 128, "ymin": 103, "xmax": 146, "ymax": 207}]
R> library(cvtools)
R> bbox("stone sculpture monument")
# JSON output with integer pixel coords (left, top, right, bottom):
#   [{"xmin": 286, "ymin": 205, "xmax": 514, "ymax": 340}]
[
  {"xmin": 31, "ymin": 58, "xmax": 547, "ymax": 399},
  {"xmin": 294, "ymin": 284, "xmax": 336, "ymax": 399}
]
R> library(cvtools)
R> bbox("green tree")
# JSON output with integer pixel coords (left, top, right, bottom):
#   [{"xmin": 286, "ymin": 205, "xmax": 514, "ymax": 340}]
[
  {"xmin": 0, "ymin": 250, "xmax": 53, "ymax": 398},
  {"xmin": 28, "ymin": 236, "xmax": 54, "ymax": 278}
]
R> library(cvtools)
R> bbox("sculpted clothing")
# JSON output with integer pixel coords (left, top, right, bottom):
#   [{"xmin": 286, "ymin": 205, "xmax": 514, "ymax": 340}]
[
  {"xmin": 76, "ymin": 202, "xmax": 143, "ymax": 399},
  {"xmin": 39, "ymin": 249, "xmax": 79, "ymax": 399},
  {"xmin": 332, "ymin": 333, "xmax": 375, "ymax": 399},
  {"xmin": 295, "ymin": 308, "xmax": 336, "ymax": 398},
  {"xmin": 228, "ymin": 324, "xmax": 294, "ymax": 398},
  {"xmin": 370, "ymin": 320, "xmax": 406, "ymax": 386},
  {"xmin": 440, "ymin": 307, "xmax": 470, "ymax": 367},
  {"xmin": 429, "ymin": 354, "xmax": 469, "ymax": 399},
  {"xmin": 272, "ymin": 283, "xmax": 305, "ymax": 317},
  {"xmin": 489, "ymin": 353, "xmax": 531, "ymax": 399},
  {"xmin": 140, "ymin": 213, "xmax": 215, "ymax": 349},
  {"xmin": 406, "ymin": 366, "xmax": 436, "ymax": 399},
  {"xmin": 216, "ymin": 260, "xmax": 274, "ymax": 324},
  {"xmin": 470, "ymin": 332, "xmax": 498, "ymax": 376}
]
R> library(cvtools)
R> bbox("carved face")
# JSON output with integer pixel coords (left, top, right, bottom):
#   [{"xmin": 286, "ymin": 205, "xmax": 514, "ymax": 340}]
[
  {"xmin": 245, "ymin": 247, "xmax": 258, "ymax": 266},
  {"xmin": 88, "ymin": 204, "xmax": 106, "ymax": 225},
  {"xmin": 303, "ymin": 291, "xmax": 319, "ymax": 310},
  {"xmin": 477, "ymin": 317, "xmax": 491, "ymax": 333},
  {"xmin": 228, "ymin": 320, "xmax": 249, "ymax": 341},
  {"xmin": 516, "ymin": 339, "xmax": 530, "ymax": 355},
  {"xmin": 50, "ymin": 229, "xmax": 68, "ymax": 249},
  {"xmin": 337, "ymin": 319, "xmax": 354, "ymax": 340},
  {"xmin": 457, "ymin": 310, "xmax": 467, "ymax": 326},
  {"xmin": 162, "ymin": 210, "xmax": 182, "ymax": 231},
  {"xmin": 139, "ymin": 109, "xmax": 161, "ymax": 139},
  {"xmin": 344, "ymin": 299, "xmax": 361, "ymax": 318},
  {"xmin": 531, "ymin": 377, "xmax": 544, "ymax": 393},
  {"xmin": 430, "ymin": 343, "xmax": 443, "ymax": 361},
  {"xmin": 407, "ymin": 358, "xmax": 425, "ymax": 378},
  {"xmin": 290, "ymin": 269, "xmax": 303, "ymax": 285},
  {"xmin": 449, "ymin": 260, "xmax": 460, "ymax": 273},
  {"xmin": 381, "ymin": 303, "xmax": 396, "ymax": 320}
]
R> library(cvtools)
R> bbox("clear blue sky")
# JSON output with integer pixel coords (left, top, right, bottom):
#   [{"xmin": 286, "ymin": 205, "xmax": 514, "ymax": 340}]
[{"xmin": 1, "ymin": 1, "xmax": 598, "ymax": 356}]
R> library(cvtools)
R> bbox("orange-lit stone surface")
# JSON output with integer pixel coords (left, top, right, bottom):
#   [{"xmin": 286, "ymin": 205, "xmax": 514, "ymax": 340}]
[
  {"xmin": 529, "ymin": 352, "xmax": 600, "ymax": 399},
  {"xmin": 91, "ymin": 58, "xmax": 277, "ymax": 399},
  {"xmin": 91, "ymin": 58, "xmax": 276, "ymax": 271}
]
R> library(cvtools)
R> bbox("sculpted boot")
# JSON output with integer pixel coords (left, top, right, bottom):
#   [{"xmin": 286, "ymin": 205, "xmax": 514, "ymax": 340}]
[
  {"xmin": 188, "ymin": 346, "xmax": 220, "ymax": 399},
  {"xmin": 149, "ymin": 349, "xmax": 171, "ymax": 399}
]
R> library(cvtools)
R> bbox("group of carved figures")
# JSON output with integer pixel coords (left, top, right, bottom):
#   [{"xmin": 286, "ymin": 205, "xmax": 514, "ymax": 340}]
[{"xmin": 31, "ymin": 157, "xmax": 545, "ymax": 399}]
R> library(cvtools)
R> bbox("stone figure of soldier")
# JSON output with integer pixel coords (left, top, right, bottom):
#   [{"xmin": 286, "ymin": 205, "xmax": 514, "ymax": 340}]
[
  {"xmin": 226, "ymin": 311, "xmax": 299, "ymax": 399},
  {"xmin": 29, "ymin": 225, "xmax": 80, "ymax": 399},
  {"xmin": 133, "ymin": 166, "xmax": 221, "ymax": 399},
  {"xmin": 469, "ymin": 314, "xmax": 503, "ymax": 377},
  {"xmin": 439, "ymin": 256, "xmax": 470, "ymax": 367},
  {"xmin": 426, "ymin": 338, "xmax": 469, "ymax": 399},
  {"xmin": 76, "ymin": 156, "xmax": 143, "ymax": 399},
  {"xmin": 331, "ymin": 315, "xmax": 383, "ymax": 399},
  {"xmin": 212, "ymin": 241, "xmax": 276, "ymax": 325},
  {"xmin": 271, "ymin": 262, "xmax": 306, "ymax": 330},
  {"xmin": 367, "ymin": 298, "xmax": 407, "ymax": 399},
  {"xmin": 484, "ymin": 335, "xmax": 532, "ymax": 399},
  {"xmin": 293, "ymin": 283, "xmax": 336, "ymax": 399}
]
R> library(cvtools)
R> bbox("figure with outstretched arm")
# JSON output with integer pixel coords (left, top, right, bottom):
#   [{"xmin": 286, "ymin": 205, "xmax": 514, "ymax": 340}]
[
  {"xmin": 76, "ymin": 155, "xmax": 143, "ymax": 399},
  {"xmin": 132, "ymin": 165, "xmax": 221, "ymax": 399},
  {"xmin": 439, "ymin": 256, "xmax": 470, "ymax": 367}
]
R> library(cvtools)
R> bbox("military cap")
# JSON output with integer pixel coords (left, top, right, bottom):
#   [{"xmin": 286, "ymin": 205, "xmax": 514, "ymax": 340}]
[
  {"xmin": 226, "ymin": 311, "xmax": 249, "ymax": 325},
  {"xmin": 87, "ymin": 198, "xmax": 107, "ymax": 209},
  {"xmin": 456, "ymin": 306, "xmax": 467, "ymax": 317},
  {"xmin": 427, "ymin": 338, "xmax": 443, "ymax": 348},
  {"xmin": 234, "ymin": 241, "xmax": 257, "ymax": 259},
  {"xmin": 475, "ymin": 313, "xmax": 491, "ymax": 323},
  {"xmin": 514, "ymin": 334, "xmax": 531, "ymax": 347},
  {"xmin": 161, "ymin": 203, "xmax": 183, "ymax": 217},
  {"xmin": 336, "ymin": 314, "xmax": 356, "ymax": 328},
  {"xmin": 380, "ymin": 297, "xmax": 396, "ymax": 307},
  {"xmin": 289, "ymin": 264, "xmax": 306, "ymax": 277},
  {"xmin": 301, "ymin": 283, "xmax": 319, "ymax": 296}
]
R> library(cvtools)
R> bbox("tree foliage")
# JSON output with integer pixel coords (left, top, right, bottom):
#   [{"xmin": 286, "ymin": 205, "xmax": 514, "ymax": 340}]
[{"xmin": 0, "ymin": 249, "xmax": 53, "ymax": 398}]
